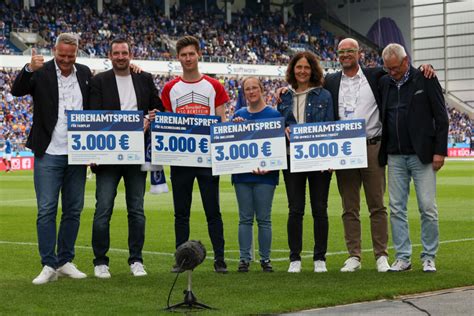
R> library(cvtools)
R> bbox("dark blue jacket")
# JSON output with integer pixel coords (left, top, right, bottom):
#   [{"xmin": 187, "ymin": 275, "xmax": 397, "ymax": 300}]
[
  {"xmin": 379, "ymin": 66, "xmax": 448, "ymax": 165},
  {"xmin": 277, "ymin": 87, "xmax": 335, "ymax": 126}
]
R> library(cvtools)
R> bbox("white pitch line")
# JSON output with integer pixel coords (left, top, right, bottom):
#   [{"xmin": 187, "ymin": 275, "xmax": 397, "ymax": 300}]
[
  {"xmin": 446, "ymin": 158, "xmax": 474, "ymax": 162},
  {"xmin": 1, "ymin": 194, "xmax": 97, "ymax": 205},
  {"xmin": 0, "ymin": 241, "xmax": 174, "ymax": 257},
  {"xmin": 1, "ymin": 198, "xmax": 38, "ymax": 204},
  {"xmin": 1, "ymin": 238, "xmax": 473, "ymax": 262}
]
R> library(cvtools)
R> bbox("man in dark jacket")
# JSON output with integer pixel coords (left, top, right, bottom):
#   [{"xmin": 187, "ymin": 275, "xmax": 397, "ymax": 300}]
[
  {"xmin": 12, "ymin": 33, "xmax": 92, "ymax": 284},
  {"xmin": 379, "ymin": 43, "xmax": 448, "ymax": 273},
  {"xmin": 89, "ymin": 38, "xmax": 163, "ymax": 279}
]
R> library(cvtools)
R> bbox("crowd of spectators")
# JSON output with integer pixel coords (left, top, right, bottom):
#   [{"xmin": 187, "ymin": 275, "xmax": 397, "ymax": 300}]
[
  {"xmin": 0, "ymin": 20, "xmax": 14, "ymax": 55},
  {"xmin": 448, "ymin": 107, "xmax": 472, "ymax": 145},
  {"xmin": 0, "ymin": 1, "xmax": 383, "ymax": 66},
  {"xmin": 0, "ymin": 36, "xmax": 12, "ymax": 55},
  {"xmin": 0, "ymin": 69, "xmax": 33, "ymax": 152},
  {"xmin": 1, "ymin": 67, "xmax": 472, "ymax": 152}
]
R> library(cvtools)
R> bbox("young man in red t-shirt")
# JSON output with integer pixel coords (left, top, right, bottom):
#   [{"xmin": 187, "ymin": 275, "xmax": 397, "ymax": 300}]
[{"xmin": 161, "ymin": 36, "xmax": 229, "ymax": 273}]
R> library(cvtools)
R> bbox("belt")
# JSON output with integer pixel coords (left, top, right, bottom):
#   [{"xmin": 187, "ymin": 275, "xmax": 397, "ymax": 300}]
[{"xmin": 367, "ymin": 136, "xmax": 382, "ymax": 145}]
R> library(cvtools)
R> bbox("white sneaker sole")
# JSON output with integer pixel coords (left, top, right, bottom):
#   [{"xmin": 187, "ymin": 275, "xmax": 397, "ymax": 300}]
[
  {"xmin": 32, "ymin": 275, "xmax": 58, "ymax": 285},
  {"xmin": 340, "ymin": 266, "xmax": 361, "ymax": 272},
  {"xmin": 57, "ymin": 271, "xmax": 87, "ymax": 279}
]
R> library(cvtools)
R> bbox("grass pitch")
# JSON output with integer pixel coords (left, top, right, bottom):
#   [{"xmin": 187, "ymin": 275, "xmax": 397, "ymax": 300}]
[{"xmin": 0, "ymin": 160, "xmax": 473, "ymax": 314}]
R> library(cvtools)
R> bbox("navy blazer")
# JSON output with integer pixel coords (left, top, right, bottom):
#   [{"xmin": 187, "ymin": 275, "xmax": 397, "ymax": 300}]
[
  {"xmin": 378, "ymin": 67, "xmax": 449, "ymax": 166},
  {"xmin": 89, "ymin": 69, "xmax": 163, "ymax": 112},
  {"xmin": 11, "ymin": 60, "xmax": 92, "ymax": 157}
]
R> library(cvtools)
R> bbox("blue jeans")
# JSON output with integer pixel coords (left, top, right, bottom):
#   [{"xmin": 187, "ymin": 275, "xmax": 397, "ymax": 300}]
[
  {"xmin": 92, "ymin": 165, "xmax": 146, "ymax": 265},
  {"xmin": 388, "ymin": 155, "xmax": 439, "ymax": 261},
  {"xmin": 34, "ymin": 154, "xmax": 86, "ymax": 268},
  {"xmin": 234, "ymin": 183, "xmax": 276, "ymax": 262}
]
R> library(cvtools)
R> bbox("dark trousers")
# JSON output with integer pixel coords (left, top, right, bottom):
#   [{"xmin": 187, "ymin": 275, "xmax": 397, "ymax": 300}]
[
  {"xmin": 283, "ymin": 161, "xmax": 332, "ymax": 261},
  {"xmin": 170, "ymin": 166, "xmax": 225, "ymax": 260},
  {"xmin": 92, "ymin": 165, "xmax": 147, "ymax": 266}
]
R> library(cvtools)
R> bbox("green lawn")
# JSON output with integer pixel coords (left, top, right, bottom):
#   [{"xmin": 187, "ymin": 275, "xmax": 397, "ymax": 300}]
[{"xmin": 0, "ymin": 160, "xmax": 473, "ymax": 314}]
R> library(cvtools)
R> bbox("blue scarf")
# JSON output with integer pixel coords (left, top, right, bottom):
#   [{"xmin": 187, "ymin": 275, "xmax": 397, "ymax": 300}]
[{"xmin": 142, "ymin": 130, "xmax": 168, "ymax": 194}]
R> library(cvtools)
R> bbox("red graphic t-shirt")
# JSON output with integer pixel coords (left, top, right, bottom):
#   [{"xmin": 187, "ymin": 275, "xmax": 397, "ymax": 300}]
[{"xmin": 161, "ymin": 75, "xmax": 229, "ymax": 115}]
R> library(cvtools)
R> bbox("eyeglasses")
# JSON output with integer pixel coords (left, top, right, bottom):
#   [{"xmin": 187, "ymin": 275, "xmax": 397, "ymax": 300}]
[
  {"xmin": 336, "ymin": 49, "xmax": 359, "ymax": 55},
  {"xmin": 383, "ymin": 58, "xmax": 406, "ymax": 73}
]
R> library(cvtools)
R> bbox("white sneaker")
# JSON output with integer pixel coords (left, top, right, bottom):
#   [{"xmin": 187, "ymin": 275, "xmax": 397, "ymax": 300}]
[
  {"xmin": 388, "ymin": 259, "xmax": 411, "ymax": 272},
  {"xmin": 314, "ymin": 260, "xmax": 327, "ymax": 273},
  {"xmin": 130, "ymin": 262, "xmax": 147, "ymax": 277},
  {"xmin": 32, "ymin": 266, "xmax": 57, "ymax": 285},
  {"xmin": 57, "ymin": 262, "xmax": 87, "ymax": 279},
  {"xmin": 340, "ymin": 257, "xmax": 361, "ymax": 272},
  {"xmin": 288, "ymin": 260, "xmax": 302, "ymax": 273},
  {"xmin": 376, "ymin": 256, "xmax": 390, "ymax": 272},
  {"xmin": 150, "ymin": 183, "xmax": 169, "ymax": 194},
  {"xmin": 422, "ymin": 259, "xmax": 436, "ymax": 273},
  {"xmin": 94, "ymin": 265, "xmax": 111, "ymax": 279}
]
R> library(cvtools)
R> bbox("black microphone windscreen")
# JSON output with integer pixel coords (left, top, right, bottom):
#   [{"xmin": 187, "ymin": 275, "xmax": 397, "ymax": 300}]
[{"xmin": 175, "ymin": 240, "xmax": 206, "ymax": 270}]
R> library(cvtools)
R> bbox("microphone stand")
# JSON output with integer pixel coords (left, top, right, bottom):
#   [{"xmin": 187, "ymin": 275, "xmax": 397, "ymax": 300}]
[{"xmin": 166, "ymin": 270, "xmax": 212, "ymax": 310}]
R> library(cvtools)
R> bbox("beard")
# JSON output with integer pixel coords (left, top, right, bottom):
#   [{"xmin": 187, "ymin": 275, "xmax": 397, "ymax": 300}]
[{"xmin": 113, "ymin": 60, "xmax": 130, "ymax": 71}]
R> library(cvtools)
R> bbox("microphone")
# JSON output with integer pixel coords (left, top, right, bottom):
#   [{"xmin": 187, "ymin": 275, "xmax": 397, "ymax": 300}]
[{"xmin": 174, "ymin": 240, "xmax": 206, "ymax": 271}]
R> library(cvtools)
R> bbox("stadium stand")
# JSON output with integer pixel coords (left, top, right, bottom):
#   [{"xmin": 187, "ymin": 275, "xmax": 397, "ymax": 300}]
[
  {"xmin": 448, "ymin": 107, "xmax": 473, "ymax": 145},
  {"xmin": 0, "ymin": 1, "xmax": 471, "ymax": 154},
  {"xmin": 0, "ymin": 69, "xmax": 33, "ymax": 152},
  {"xmin": 0, "ymin": 1, "xmax": 383, "ymax": 66}
]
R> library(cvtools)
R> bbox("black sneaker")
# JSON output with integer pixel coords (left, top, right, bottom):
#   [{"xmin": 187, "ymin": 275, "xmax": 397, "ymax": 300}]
[
  {"xmin": 214, "ymin": 259, "xmax": 228, "ymax": 274},
  {"xmin": 261, "ymin": 260, "xmax": 274, "ymax": 272},
  {"xmin": 238, "ymin": 260, "xmax": 249, "ymax": 272},
  {"xmin": 170, "ymin": 264, "xmax": 184, "ymax": 273}
]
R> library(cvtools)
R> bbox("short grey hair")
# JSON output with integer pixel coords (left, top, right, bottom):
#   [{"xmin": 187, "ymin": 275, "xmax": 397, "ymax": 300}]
[
  {"xmin": 55, "ymin": 33, "xmax": 79, "ymax": 47},
  {"xmin": 382, "ymin": 43, "xmax": 407, "ymax": 62}
]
